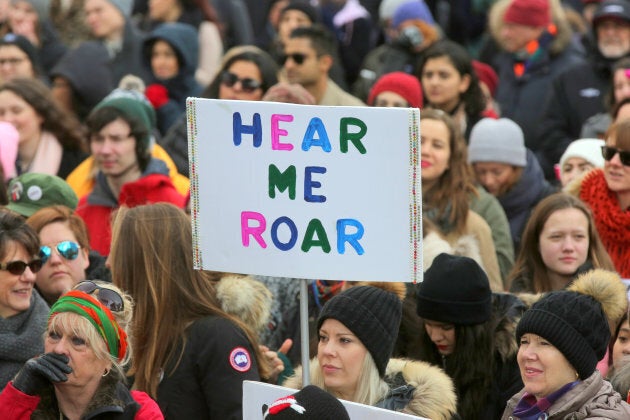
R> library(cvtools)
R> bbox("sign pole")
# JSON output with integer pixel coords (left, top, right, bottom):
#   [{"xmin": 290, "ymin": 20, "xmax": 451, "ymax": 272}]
[{"xmin": 300, "ymin": 278, "xmax": 310, "ymax": 386}]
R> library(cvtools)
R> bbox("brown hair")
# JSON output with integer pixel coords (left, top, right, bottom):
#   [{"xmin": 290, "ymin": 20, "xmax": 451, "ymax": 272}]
[
  {"xmin": 421, "ymin": 108, "xmax": 477, "ymax": 234},
  {"xmin": 0, "ymin": 207, "xmax": 39, "ymax": 260},
  {"xmin": 109, "ymin": 203, "xmax": 270, "ymax": 397},
  {"xmin": 507, "ymin": 193, "xmax": 615, "ymax": 292},
  {"xmin": 606, "ymin": 119, "xmax": 630, "ymax": 150},
  {"xmin": 26, "ymin": 205, "xmax": 90, "ymax": 251}
]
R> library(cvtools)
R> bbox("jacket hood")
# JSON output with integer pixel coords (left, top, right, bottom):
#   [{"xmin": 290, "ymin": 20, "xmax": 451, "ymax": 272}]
[
  {"xmin": 491, "ymin": 293, "xmax": 526, "ymax": 362},
  {"xmin": 488, "ymin": 0, "xmax": 574, "ymax": 56},
  {"xmin": 143, "ymin": 22, "xmax": 199, "ymax": 79}
]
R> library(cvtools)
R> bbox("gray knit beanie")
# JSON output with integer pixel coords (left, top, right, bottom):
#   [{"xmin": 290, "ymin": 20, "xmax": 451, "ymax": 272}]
[
  {"xmin": 468, "ymin": 118, "xmax": 527, "ymax": 167},
  {"xmin": 107, "ymin": 0, "xmax": 132, "ymax": 19}
]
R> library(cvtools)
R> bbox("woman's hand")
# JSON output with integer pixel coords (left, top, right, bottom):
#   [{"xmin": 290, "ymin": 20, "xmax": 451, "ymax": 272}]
[
  {"xmin": 12, "ymin": 352, "xmax": 72, "ymax": 395},
  {"xmin": 260, "ymin": 339, "xmax": 293, "ymax": 384}
]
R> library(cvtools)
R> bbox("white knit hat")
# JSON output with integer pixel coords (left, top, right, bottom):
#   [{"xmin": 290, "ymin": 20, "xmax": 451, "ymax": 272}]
[
  {"xmin": 559, "ymin": 138, "xmax": 605, "ymax": 172},
  {"xmin": 468, "ymin": 118, "xmax": 527, "ymax": 167}
]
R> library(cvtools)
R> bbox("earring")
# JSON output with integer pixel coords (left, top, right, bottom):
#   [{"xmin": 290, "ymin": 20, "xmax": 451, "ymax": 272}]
[
  {"xmin": 575, "ymin": 371, "xmax": 579, "ymax": 379},
  {"xmin": 103, "ymin": 369, "xmax": 110, "ymax": 377}
]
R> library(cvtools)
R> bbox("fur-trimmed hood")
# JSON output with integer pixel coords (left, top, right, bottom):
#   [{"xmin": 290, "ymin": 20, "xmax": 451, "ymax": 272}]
[
  {"xmin": 283, "ymin": 358, "xmax": 458, "ymax": 420},
  {"xmin": 488, "ymin": 0, "xmax": 575, "ymax": 56},
  {"xmin": 215, "ymin": 274, "xmax": 272, "ymax": 333},
  {"xmin": 492, "ymin": 293, "xmax": 527, "ymax": 362}
]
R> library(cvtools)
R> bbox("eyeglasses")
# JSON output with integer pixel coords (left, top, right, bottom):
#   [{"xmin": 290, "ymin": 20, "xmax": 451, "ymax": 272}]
[
  {"xmin": 74, "ymin": 281, "xmax": 124, "ymax": 312},
  {"xmin": 0, "ymin": 57, "xmax": 26, "ymax": 66},
  {"xmin": 602, "ymin": 145, "xmax": 630, "ymax": 166},
  {"xmin": 40, "ymin": 241, "xmax": 81, "ymax": 265},
  {"xmin": 0, "ymin": 259, "xmax": 43, "ymax": 275},
  {"xmin": 279, "ymin": 53, "xmax": 309, "ymax": 65},
  {"xmin": 220, "ymin": 71, "xmax": 262, "ymax": 93}
]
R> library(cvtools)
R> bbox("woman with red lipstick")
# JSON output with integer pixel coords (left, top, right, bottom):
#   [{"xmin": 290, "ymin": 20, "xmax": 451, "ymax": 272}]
[
  {"xmin": 421, "ymin": 108, "xmax": 504, "ymax": 290},
  {"xmin": 414, "ymin": 253, "xmax": 524, "ymax": 420},
  {"xmin": 507, "ymin": 193, "xmax": 615, "ymax": 293},
  {"xmin": 0, "ymin": 208, "xmax": 47, "ymax": 390},
  {"xmin": 502, "ymin": 270, "xmax": 630, "ymax": 419},
  {"xmin": 567, "ymin": 118, "xmax": 630, "ymax": 278},
  {"xmin": 283, "ymin": 285, "xmax": 459, "ymax": 420}
]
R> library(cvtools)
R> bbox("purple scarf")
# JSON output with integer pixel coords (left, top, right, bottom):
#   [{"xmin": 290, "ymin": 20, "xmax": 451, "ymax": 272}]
[{"xmin": 512, "ymin": 381, "xmax": 579, "ymax": 420}]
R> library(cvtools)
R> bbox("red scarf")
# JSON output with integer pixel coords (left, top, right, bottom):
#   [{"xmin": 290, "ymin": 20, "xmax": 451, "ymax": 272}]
[{"xmin": 580, "ymin": 169, "xmax": 630, "ymax": 277}]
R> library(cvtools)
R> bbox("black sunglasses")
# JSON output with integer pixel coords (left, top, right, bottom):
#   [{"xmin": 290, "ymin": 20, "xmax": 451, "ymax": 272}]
[
  {"xmin": 220, "ymin": 71, "xmax": 262, "ymax": 93},
  {"xmin": 74, "ymin": 281, "xmax": 124, "ymax": 312},
  {"xmin": 279, "ymin": 53, "xmax": 309, "ymax": 65},
  {"xmin": 602, "ymin": 145, "xmax": 630, "ymax": 166},
  {"xmin": 0, "ymin": 259, "xmax": 43, "ymax": 275},
  {"xmin": 40, "ymin": 241, "xmax": 81, "ymax": 265}
]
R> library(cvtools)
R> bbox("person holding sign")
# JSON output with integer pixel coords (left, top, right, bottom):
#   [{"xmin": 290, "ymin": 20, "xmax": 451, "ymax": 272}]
[
  {"xmin": 109, "ymin": 203, "xmax": 270, "ymax": 418},
  {"xmin": 283, "ymin": 285, "xmax": 459, "ymax": 420}
]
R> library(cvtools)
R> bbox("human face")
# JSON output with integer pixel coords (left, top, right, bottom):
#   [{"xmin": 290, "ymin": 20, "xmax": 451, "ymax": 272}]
[
  {"xmin": 597, "ymin": 19, "xmax": 630, "ymax": 59},
  {"xmin": 560, "ymin": 157, "xmax": 595, "ymax": 187},
  {"xmin": 613, "ymin": 319, "xmax": 630, "ymax": 370},
  {"xmin": 45, "ymin": 313, "xmax": 112, "ymax": 390},
  {"xmin": 84, "ymin": 0, "xmax": 125, "ymax": 40},
  {"xmin": 317, "ymin": 318, "xmax": 368, "ymax": 400},
  {"xmin": 8, "ymin": 1, "xmax": 38, "ymax": 34},
  {"xmin": 37, "ymin": 222, "xmax": 89, "ymax": 305},
  {"xmin": 421, "ymin": 56, "xmax": 470, "ymax": 112},
  {"xmin": 148, "ymin": 0, "xmax": 178, "ymax": 21},
  {"xmin": 373, "ymin": 91, "xmax": 409, "ymax": 108},
  {"xmin": 90, "ymin": 118, "xmax": 140, "ymax": 181},
  {"xmin": 278, "ymin": 10, "xmax": 312, "ymax": 44},
  {"xmin": 0, "ymin": 45, "xmax": 34, "ymax": 82},
  {"xmin": 420, "ymin": 118, "xmax": 450, "ymax": 184},
  {"xmin": 0, "ymin": 241, "xmax": 38, "ymax": 318},
  {"xmin": 151, "ymin": 40, "xmax": 179, "ymax": 80},
  {"xmin": 518, "ymin": 333, "xmax": 578, "ymax": 399},
  {"xmin": 501, "ymin": 22, "xmax": 544, "ymax": 53},
  {"xmin": 473, "ymin": 162, "xmax": 517, "ymax": 196},
  {"xmin": 0, "ymin": 89, "xmax": 43, "ymax": 145},
  {"xmin": 603, "ymin": 135, "xmax": 630, "ymax": 196},
  {"xmin": 218, "ymin": 60, "xmax": 264, "ymax": 101},
  {"xmin": 283, "ymin": 37, "xmax": 326, "ymax": 88},
  {"xmin": 424, "ymin": 320, "xmax": 456, "ymax": 356},
  {"xmin": 614, "ymin": 68, "xmax": 630, "ymax": 103},
  {"xmin": 539, "ymin": 208, "xmax": 589, "ymax": 280}
]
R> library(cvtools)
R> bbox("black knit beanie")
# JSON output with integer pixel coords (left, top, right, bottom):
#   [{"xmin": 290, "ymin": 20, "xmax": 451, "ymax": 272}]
[
  {"xmin": 416, "ymin": 253, "xmax": 492, "ymax": 325},
  {"xmin": 516, "ymin": 290, "xmax": 610, "ymax": 379},
  {"xmin": 317, "ymin": 286, "xmax": 402, "ymax": 377},
  {"xmin": 262, "ymin": 385, "xmax": 350, "ymax": 419},
  {"xmin": 281, "ymin": 0, "xmax": 321, "ymax": 24}
]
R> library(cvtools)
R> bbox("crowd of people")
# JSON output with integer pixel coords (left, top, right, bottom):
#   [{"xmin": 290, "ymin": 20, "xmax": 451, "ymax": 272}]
[{"xmin": 1, "ymin": 0, "xmax": 630, "ymax": 418}]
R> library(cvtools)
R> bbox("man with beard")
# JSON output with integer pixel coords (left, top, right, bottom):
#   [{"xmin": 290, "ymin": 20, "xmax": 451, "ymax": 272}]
[{"xmin": 538, "ymin": 0, "xmax": 630, "ymax": 180}]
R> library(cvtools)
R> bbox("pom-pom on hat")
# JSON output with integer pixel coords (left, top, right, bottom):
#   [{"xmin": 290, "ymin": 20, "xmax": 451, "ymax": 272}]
[
  {"xmin": 262, "ymin": 385, "xmax": 350, "ymax": 419},
  {"xmin": 516, "ymin": 268, "xmax": 620, "ymax": 379},
  {"xmin": 368, "ymin": 71, "xmax": 423, "ymax": 108},
  {"xmin": 559, "ymin": 138, "xmax": 605, "ymax": 173},
  {"xmin": 392, "ymin": 0, "xmax": 435, "ymax": 28},
  {"xmin": 468, "ymin": 118, "xmax": 527, "ymax": 167},
  {"xmin": 416, "ymin": 253, "xmax": 492, "ymax": 325},
  {"xmin": 317, "ymin": 286, "xmax": 402, "ymax": 377},
  {"xmin": 503, "ymin": 0, "xmax": 551, "ymax": 27},
  {"xmin": 281, "ymin": 0, "xmax": 320, "ymax": 24}
]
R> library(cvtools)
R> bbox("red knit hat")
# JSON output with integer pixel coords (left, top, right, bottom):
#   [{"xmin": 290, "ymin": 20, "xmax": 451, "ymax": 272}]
[
  {"xmin": 504, "ymin": 0, "xmax": 551, "ymax": 27},
  {"xmin": 472, "ymin": 60, "xmax": 498, "ymax": 98},
  {"xmin": 368, "ymin": 71, "xmax": 423, "ymax": 108}
]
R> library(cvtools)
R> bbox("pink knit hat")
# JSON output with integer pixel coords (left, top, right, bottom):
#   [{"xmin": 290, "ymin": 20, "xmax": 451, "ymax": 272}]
[
  {"xmin": 504, "ymin": 0, "xmax": 551, "ymax": 27},
  {"xmin": 368, "ymin": 71, "xmax": 423, "ymax": 108},
  {"xmin": 0, "ymin": 121, "xmax": 19, "ymax": 181}
]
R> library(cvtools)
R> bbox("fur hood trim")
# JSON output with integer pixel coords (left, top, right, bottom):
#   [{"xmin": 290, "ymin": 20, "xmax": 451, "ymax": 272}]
[
  {"xmin": 567, "ymin": 268, "xmax": 628, "ymax": 328},
  {"xmin": 216, "ymin": 275, "xmax": 272, "ymax": 333},
  {"xmin": 488, "ymin": 0, "xmax": 574, "ymax": 55},
  {"xmin": 423, "ymin": 230, "xmax": 485, "ymax": 273},
  {"xmin": 385, "ymin": 358, "xmax": 458, "ymax": 420},
  {"xmin": 492, "ymin": 293, "xmax": 526, "ymax": 361},
  {"xmin": 282, "ymin": 358, "xmax": 458, "ymax": 420}
]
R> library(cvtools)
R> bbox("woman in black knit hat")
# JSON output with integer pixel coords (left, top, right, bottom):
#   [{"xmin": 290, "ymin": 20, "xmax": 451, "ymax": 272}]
[
  {"xmin": 283, "ymin": 285, "xmax": 459, "ymax": 420},
  {"xmin": 502, "ymin": 269, "xmax": 630, "ymax": 419},
  {"xmin": 413, "ymin": 253, "xmax": 525, "ymax": 420}
]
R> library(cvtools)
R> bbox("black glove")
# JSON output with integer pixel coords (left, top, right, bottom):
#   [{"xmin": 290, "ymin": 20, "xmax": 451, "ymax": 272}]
[{"xmin": 13, "ymin": 352, "xmax": 72, "ymax": 395}]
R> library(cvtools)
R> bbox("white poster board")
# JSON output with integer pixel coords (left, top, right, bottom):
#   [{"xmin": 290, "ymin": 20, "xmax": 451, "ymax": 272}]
[
  {"xmin": 242, "ymin": 380, "xmax": 426, "ymax": 420},
  {"xmin": 187, "ymin": 99, "xmax": 421, "ymax": 282}
]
